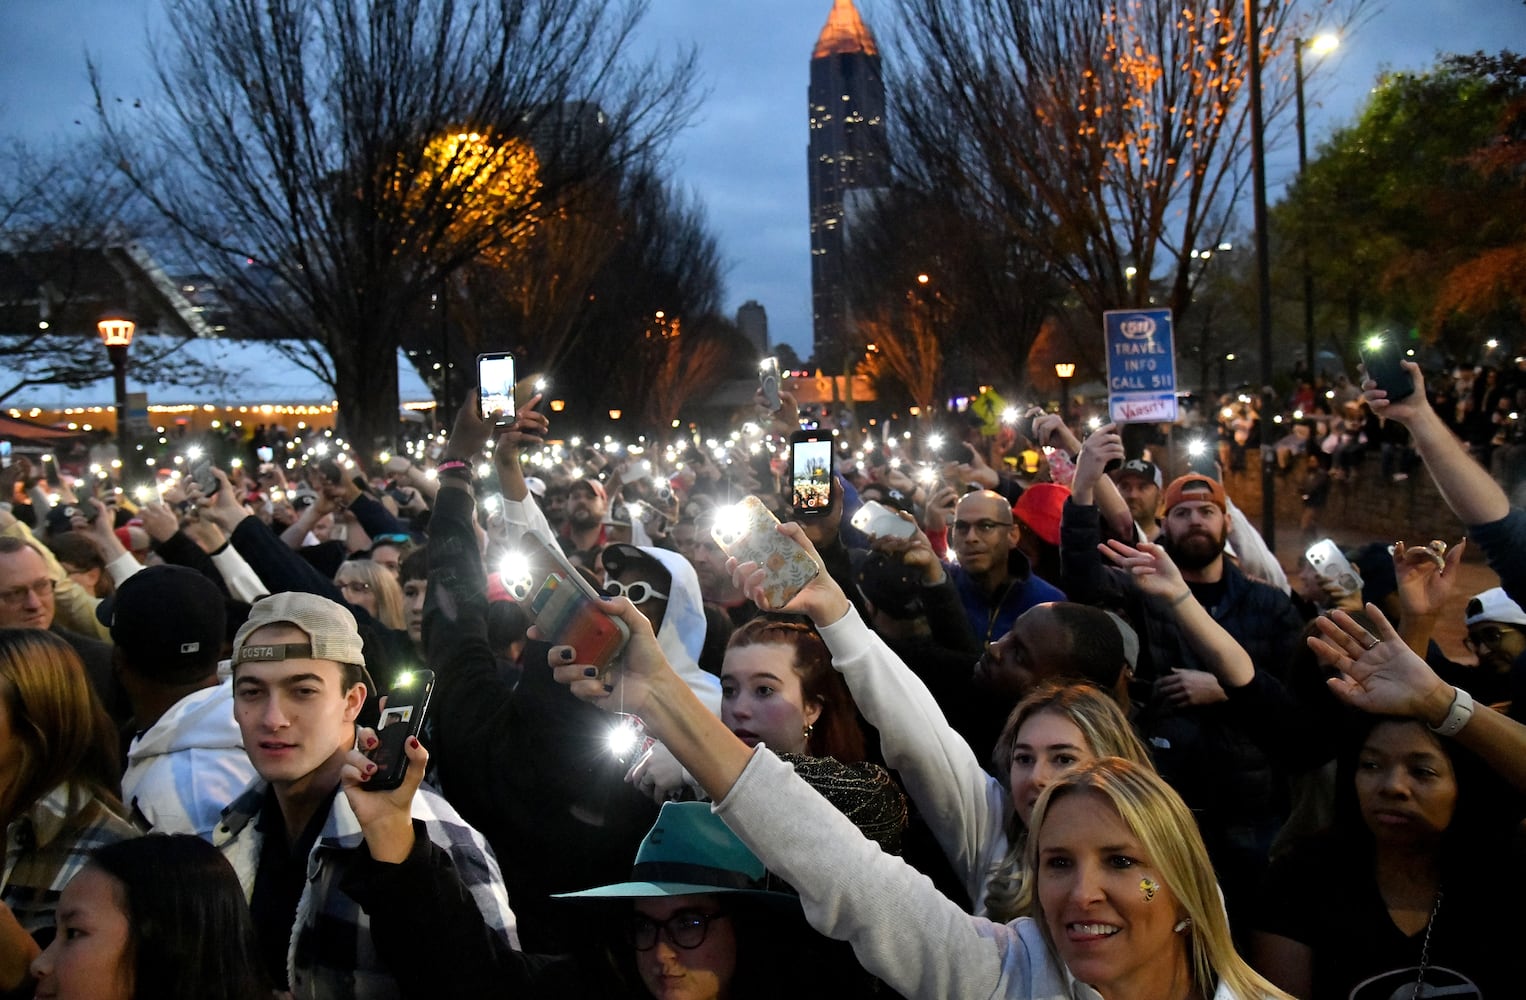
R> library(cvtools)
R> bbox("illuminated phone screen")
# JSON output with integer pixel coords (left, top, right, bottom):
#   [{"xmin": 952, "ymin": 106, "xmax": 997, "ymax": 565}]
[
  {"xmin": 791, "ymin": 438, "xmax": 833, "ymax": 512},
  {"xmin": 478, "ymin": 355, "xmax": 516, "ymax": 418}
]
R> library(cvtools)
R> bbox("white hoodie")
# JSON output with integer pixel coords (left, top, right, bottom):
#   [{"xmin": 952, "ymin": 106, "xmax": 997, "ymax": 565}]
[{"xmin": 122, "ymin": 678, "xmax": 257, "ymax": 839}]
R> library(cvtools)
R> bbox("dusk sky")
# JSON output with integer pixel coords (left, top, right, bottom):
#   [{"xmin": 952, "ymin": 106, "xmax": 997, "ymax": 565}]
[{"xmin": 4, "ymin": 0, "xmax": 1524, "ymax": 359}]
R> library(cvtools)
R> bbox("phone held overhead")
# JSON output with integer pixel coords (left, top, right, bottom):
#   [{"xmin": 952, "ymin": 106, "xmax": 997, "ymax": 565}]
[
  {"xmin": 1359, "ymin": 331, "xmax": 1414, "ymax": 403},
  {"xmin": 711, "ymin": 496, "xmax": 820, "ymax": 608},
  {"xmin": 476, "ymin": 351, "xmax": 516, "ymax": 421},
  {"xmin": 789, "ymin": 428, "xmax": 834, "ymax": 519}
]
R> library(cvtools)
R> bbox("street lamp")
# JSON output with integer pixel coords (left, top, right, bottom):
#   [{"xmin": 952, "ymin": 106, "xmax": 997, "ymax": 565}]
[
  {"xmin": 96, "ymin": 313, "xmax": 135, "ymax": 490},
  {"xmin": 1295, "ymin": 32, "xmax": 1340, "ymax": 377},
  {"xmin": 1055, "ymin": 363, "xmax": 1076, "ymax": 425}
]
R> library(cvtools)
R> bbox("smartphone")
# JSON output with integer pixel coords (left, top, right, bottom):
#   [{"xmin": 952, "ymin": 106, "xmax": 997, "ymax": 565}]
[
  {"xmin": 932, "ymin": 433, "xmax": 970, "ymax": 465},
  {"xmin": 1359, "ymin": 333, "xmax": 1414, "ymax": 403},
  {"xmin": 511, "ymin": 534, "xmax": 631, "ymax": 673},
  {"xmin": 363, "ymin": 669, "xmax": 436, "ymax": 792},
  {"xmin": 849, "ymin": 499, "xmax": 916, "ymax": 540},
  {"xmin": 0, "ymin": 441, "xmax": 10, "ymax": 468},
  {"xmin": 256, "ymin": 446, "xmax": 274, "ymax": 464},
  {"xmin": 189, "ymin": 456, "xmax": 222, "ymax": 496},
  {"xmin": 1186, "ymin": 438, "xmax": 1219, "ymax": 479},
  {"xmin": 759, "ymin": 356, "xmax": 782, "ymax": 412},
  {"xmin": 1305, "ymin": 538, "xmax": 1364, "ymax": 597},
  {"xmin": 316, "ymin": 458, "xmax": 344, "ymax": 487},
  {"xmin": 789, "ymin": 429, "xmax": 834, "ymax": 518},
  {"xmin": 711, "ymin": 495, "xmax": 820, "ymax": 608},
  {"xmin": 477, "ymin": 351, "xmax": 517, "ymax": 421}
]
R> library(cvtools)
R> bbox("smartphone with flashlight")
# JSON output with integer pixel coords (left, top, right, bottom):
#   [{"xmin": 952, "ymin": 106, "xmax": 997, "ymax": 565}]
[
  {"xmin": 476, "ymin": 351, "xmax": 517, "ymax": 422},
  {"xmin": 789, "ymin": 428, "xmax": 834, "ymax": 519},
  {"xmin": 1186, "ymin": 439, "xmax": 1219, "ymax": 479},
  {"xmin": 507, "ymin": 534, "xmax": 630, "ymax": 674},
  {"xmin": 189, "ymin": 455, "xmax": 222, "ymax": 497},
  {"xmin": 711, "ymin": 495, "xmax": 820, "ymax": 608},
  {"xmin": 849, "ymin": 499, "xmax": 916, "ymax": 540},
  {"xmin": 0, "ymin": 441, "xmax": 10, "ymax": 469},
  {"xmin": 1304, "ymin": 539, "xmax": 1364, "ymax": 597},
  {"xmin": 1358, "ymin": 332, "xmax": 1414, "ymax": 403},
  {"xmin": 759, "ymin": 356, "xmax": 782, "ymax": 412},
  {"xmin": 363, "ymin": 669, "xmax": 435, "ymax": 792}
]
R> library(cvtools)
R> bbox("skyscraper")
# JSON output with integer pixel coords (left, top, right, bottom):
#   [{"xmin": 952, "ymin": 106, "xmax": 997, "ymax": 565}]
[
  {"xmin": 735, "ymin": 300, "xmax": 769, "ymax": 354},
  {"xmin": 807, "ymin": 0, "xmax": 888, "ymax": 373}
]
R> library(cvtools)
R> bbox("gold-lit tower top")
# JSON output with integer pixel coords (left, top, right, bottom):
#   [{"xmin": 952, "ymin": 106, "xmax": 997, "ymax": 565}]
[{"xmin": 812, "ymin": 0, "xmax": 878, "ymax": 59}]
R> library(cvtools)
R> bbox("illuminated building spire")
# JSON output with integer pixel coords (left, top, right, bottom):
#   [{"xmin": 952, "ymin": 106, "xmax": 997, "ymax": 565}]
[{"xmin": 813, "ymin": 0, "xmax": 879, "ymax": 59}]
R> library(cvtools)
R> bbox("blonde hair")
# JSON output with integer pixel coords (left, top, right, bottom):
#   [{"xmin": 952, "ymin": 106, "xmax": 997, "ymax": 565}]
[
  {"xmin": 984, "ymin": 682, "xmax": 1153, "ymax": 921},
  {"xmin": 336, "ymin": 559, "xmax": 406, "ymax": 631},
  {"xmin": 0, "ymin": 628, "xmax": 121, "ymax": 823},
  {"xmin": 1027, "ymin": 757, "xmax": 1292, "ymax": 1000}
]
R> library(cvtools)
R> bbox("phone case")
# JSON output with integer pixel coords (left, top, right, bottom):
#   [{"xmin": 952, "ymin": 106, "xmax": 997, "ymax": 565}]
[
  {"xmin": 364, "ymin": 670, "xmax": 435, "ymax": 791},
  {"xmin": 790, "ymin": 432, "xmax": 834, "ymax": 518},
  {"xmin": 849, "ymin": 499, "xmax": 916, "ymax": 539},
  {"xmin": 1305, "ymin": 539, "xmax": 1363, "ymax": 595},
  {"xmin": 513, "ymin": 534, "xmax": 630, "ymax": 670},
  {"xmin": 1359, "ymin": 339, "xmax": 1414, "ymax": 402},
  {"xmin": 759, "ymin": 357, "xmax": 782, "ymax": 411},
  {"xmin": 711, "ymin": 496, "xmax": 820, "ymax": 608}
]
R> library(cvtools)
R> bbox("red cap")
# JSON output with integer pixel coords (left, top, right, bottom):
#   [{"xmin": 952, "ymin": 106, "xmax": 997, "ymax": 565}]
[
  {"xmin": 1162, "ymin": 474, "xmax": 1227, "ymax": 513},
  {"xmin": 1012, "ymin": 482, "xmax": 1070, "ymax": 546}
]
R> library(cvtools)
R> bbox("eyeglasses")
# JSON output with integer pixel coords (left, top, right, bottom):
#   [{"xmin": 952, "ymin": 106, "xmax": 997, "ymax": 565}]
[
  {"xmin": 952, "ymin": 519, "xmax": 1012, "ymax": 536},
  {"xmin": 339, "ymin": 580, "xmax": 373, "ymax": 594},
  {"xmin": 0, "ymin": 579, "xmax": 55, "ymax": 608},
  {"xmin": 628, "ymin": 910, "xmax": 728, "ymax": 951},
  {"xmin": 372, "ymin": 534, "xmax": 411, "ymax": 546},
  {"xmin": 1464, "ymin": 626, "xmax": 1521, "ymax": 652},
  {"xmin": 603, "ymin": 580, "xmax": 669, "ymax": 604}
]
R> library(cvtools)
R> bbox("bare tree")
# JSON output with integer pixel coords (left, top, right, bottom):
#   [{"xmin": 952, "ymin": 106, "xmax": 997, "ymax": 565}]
[
  {"xmin": 888, "ymin": 0, "xmax": 1367, "ymax": 337},
  {"xmin": 92, "ymin": 0, "xmax": 698, "ymax": 449},
  {"xmin": 0, "ymin": 143, "xmax": 210, "ymax": 405}
]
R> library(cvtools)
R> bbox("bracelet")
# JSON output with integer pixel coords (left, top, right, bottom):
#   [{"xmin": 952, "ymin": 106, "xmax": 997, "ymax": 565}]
[
  {"xmin": 436, "ymin": 460, "xmax": 470, "ymax": 474},
  {"xmin": 1428, "ymin": 686, "xmax": 1474, "ymax": 737},
  {"xmin": 1170, "ymin": 589, "xmax": 1193, "ymax": 608}
]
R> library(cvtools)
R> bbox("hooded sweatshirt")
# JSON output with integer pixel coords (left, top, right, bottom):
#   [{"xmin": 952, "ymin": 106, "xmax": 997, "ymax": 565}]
[{"xmin": 122, "ymin": 677, "xmax": 257, "ymax": 838}]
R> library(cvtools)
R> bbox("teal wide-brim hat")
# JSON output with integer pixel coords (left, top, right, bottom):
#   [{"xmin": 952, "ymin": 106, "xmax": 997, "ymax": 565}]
[{"xmin": 554, "ymin": 801, "xmax": 797, "ymax": 902}]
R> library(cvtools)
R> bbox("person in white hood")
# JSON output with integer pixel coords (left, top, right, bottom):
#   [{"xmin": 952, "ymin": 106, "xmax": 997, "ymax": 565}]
[{"xmin": 101, "ymin": 564, "xmax": 255, "ymax": 837}]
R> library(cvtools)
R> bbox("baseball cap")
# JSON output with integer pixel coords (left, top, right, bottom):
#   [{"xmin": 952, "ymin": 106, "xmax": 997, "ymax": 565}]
[
  {"xmin": 98, "ymin": 565, "xmax": 225, "ymax": 679},
  {"xmin": 524, "ymin": 476, "xmax": 547, "ymax": 498},
  {"xmin": 1162, "ymin": 474, "xmax": 1227, "ymax": 513},
  {"xmin": 1465, "ymin": 587, "xmax": 1526, "ymax": 628},
  {"xmin": 1012, "ymin": 483, "xmax": 1071, "ymax": 547},
  {"xmin": 1114, "ymin": 459, "xmax": 1163, "ymax": 490},
  {"xmin": 572, "ymin": 478, "xmax": 607, "ymax": 501},
  {"xmin": 232, "ymin": 592, "xmax": 366, "ymax": 667}
]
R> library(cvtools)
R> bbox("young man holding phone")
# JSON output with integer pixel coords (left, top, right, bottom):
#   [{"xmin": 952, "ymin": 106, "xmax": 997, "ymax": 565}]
[{"xmin": 215, "ymin": 592, "xmax": 517, "ymax": 997}]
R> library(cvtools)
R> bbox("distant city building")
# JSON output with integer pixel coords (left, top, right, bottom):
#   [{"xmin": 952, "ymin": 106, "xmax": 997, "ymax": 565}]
[
  {"xmin": 736, "ymin": 300, "xmax": 769, "ymax": 354},
  {"xmin": 807, "ymin": 0, "xmax": 889, "ymax": 373}
]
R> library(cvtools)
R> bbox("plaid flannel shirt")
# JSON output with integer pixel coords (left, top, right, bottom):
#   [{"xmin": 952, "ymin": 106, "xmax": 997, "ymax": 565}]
[
  {"xmin": 3, "ymin": 782, "xmax": 139, "ymax": 934},
  {"xmin": 215, "ymin": 779, "xmax": 519, "ymax": 1000}
]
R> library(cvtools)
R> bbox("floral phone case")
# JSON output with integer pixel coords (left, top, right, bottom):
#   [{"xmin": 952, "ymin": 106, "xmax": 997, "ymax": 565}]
[{"xmin": 710, "ymin": 495, "xmax": 819, "ymax": 608}]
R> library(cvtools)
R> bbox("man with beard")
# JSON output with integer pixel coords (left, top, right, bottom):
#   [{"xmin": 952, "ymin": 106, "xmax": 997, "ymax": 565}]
[
  {"xmin": 1112, "ymin": 458, "xmax": 1163, "ymax": 540},
  {"xmin": 559, "ymin": 478, "xmax": 608, "ymax": 569},
  {"xmin": 1060, "ymin": 440, "xmax": 1303, "ymax": 927}
]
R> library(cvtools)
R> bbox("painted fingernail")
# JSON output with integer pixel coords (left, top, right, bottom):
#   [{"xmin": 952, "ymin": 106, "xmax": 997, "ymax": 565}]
[
  {"xmin": 559, "ymin": 648, "xmax": 575, "ymax": 661},
  {"xmin": 408, "ymin": 737, "xmax": 420, "ymax": 749},
  {"xmin": 603, "ymin": 683, "xmax": 615, "ymax": 693},
  {"xmin": 365, "ymin": 762, "xmax": 377, "ymax": 774},
  {"xmin": 584, "ymin": 667, "xmax": 598, "ymax": 678}
]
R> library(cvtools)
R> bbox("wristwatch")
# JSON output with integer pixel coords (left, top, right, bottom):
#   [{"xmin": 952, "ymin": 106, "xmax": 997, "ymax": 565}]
[{"xmin": 1428, "ymin": 686, "xmax": 1474, "ymax": 738}]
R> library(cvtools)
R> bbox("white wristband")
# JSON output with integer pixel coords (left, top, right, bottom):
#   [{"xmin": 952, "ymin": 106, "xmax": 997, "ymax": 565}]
[{"xmin": 1428, "ymin": 686, "xmax": 1474, "ymax": 738}]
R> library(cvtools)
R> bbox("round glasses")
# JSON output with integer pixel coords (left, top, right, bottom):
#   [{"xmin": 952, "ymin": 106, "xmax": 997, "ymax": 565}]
[
  {"xmin": 603, "ymin": 579, "xmax": 669, "ymax": 604},
  {"xmin": 628, "ymin": 910, "xmax": 727, "ymax": 951}
]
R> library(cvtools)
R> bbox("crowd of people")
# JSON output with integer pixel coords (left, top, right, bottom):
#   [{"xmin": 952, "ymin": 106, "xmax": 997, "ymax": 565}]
[{"xmin": 0, "ymin": 360, "xmax": 1521, "ymax": 1000}]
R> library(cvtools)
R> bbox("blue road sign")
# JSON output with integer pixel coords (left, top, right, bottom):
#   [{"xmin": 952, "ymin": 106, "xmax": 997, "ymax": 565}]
[{"xmin": 1104, "ymin": 308, "xmax": 1178, "ymax": 423}]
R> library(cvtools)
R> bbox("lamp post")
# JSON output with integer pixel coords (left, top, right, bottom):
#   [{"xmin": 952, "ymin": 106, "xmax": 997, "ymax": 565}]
[
  {"xmin": 96, "ymin": 314, "xmax": 136, "ymax": 490},
  {"xmin": 1055, "ymin": 363, "xmax": 1076, "ymax": 426},
  {"xmin": 1295, "ymin": 33, "xmax": 1340, "ymax": 379},
  {"xmin": 1245, "ymin": 0, "xmax": 1276, "ymax": 548}
]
